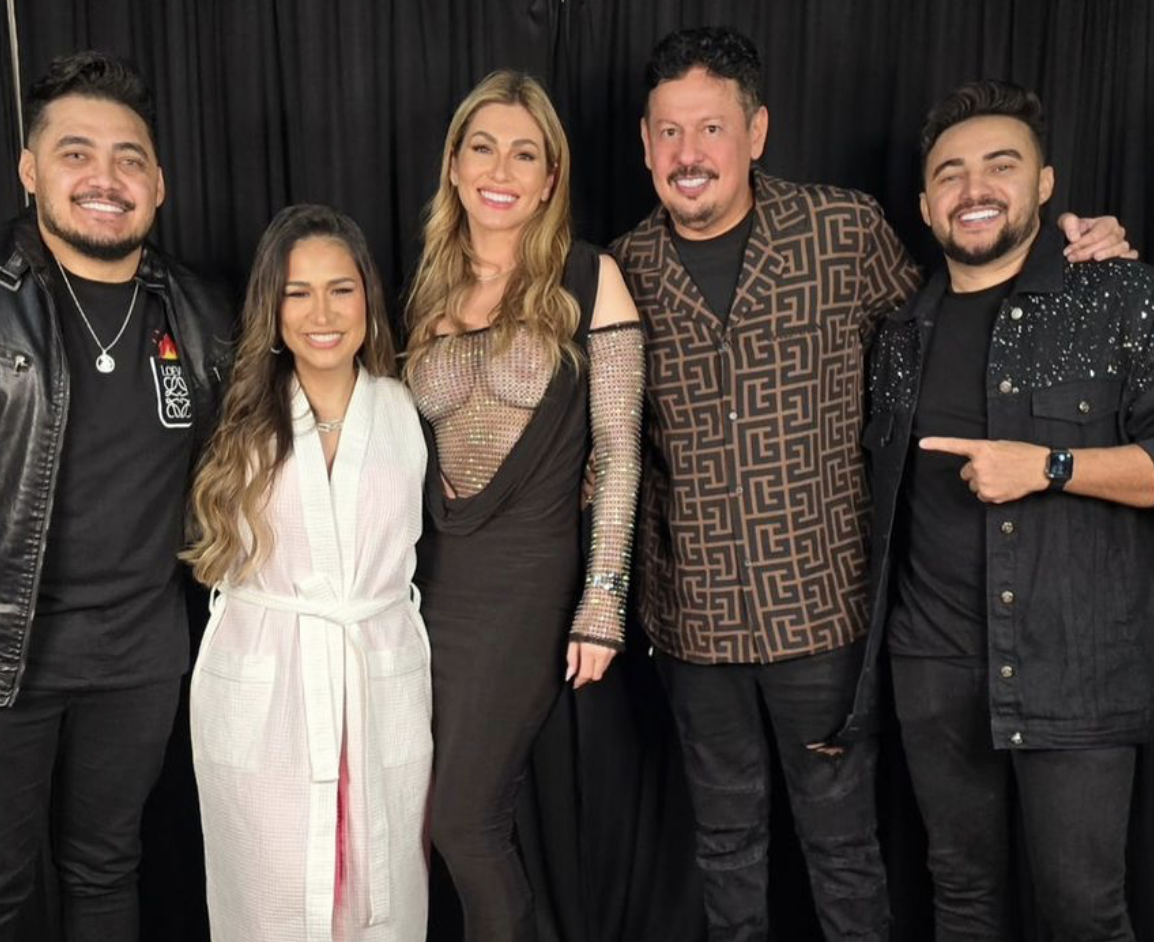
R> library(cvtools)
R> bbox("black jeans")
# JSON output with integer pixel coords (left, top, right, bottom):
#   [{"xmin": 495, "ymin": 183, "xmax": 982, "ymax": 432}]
[
  {"xmin": 891, "ymin": 655, "xmax": 1137, "ymax": 942},
  {"xmin": 657, "ymin": 641, "xmax": 888, "ymax": 942},
  {"xmin": 0, "ymin": 681, "xmax": 180, "ymax": 942}
]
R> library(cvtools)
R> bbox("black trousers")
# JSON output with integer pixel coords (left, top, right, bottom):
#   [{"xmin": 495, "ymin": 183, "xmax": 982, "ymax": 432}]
[
  {"xmin": 891, "ymin": 655, "xmax": 1137, "ymax": 942},
  {"xmin": 657, "ymin": 641, "xmax": 889, "ymax": 942},
  {"xmin": 0, "ymin": 680, "xmax": 180, "ymax": 942}
]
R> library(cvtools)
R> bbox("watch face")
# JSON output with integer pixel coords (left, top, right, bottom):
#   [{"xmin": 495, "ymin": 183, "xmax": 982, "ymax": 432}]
[{"xmin": 1046, "ymin": 449, "xmax": 1074, "ymax": 482}]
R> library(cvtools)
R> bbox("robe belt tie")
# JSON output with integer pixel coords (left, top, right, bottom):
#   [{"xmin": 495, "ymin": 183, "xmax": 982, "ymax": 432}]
[{"xmin": 217, "ymin": 579, "xmax": 416, "ymax": 783}]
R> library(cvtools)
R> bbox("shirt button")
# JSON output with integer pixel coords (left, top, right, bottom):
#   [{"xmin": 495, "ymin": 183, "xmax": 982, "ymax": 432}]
[
  {"xmin": 1000, "ymin": 590, "xmax": 1015, "ymax": 605},
  {"xmin": 1010, "ymin": 731, "xmax": 1023, "ymax": 745},
  {"xmin": 1010, "ymin": 306, "xmax": 1024, "ymax": 321},
  {"xmin": 1078, "ymin": 400, "xmax": 1091, "ymax": 414},
  {"xmin": 728, "ymin": 410, "xmax": 738, "ymax": 421},
  {"xmin": 1000, "ymin": 665, "xmax": 1015, "ymax": 679},
  {"xmin": 718, "ymin": 340, "xmax": 731, "ymax": 353},
  {"xmin": 732, "ymin": 485, "xmax": 744, "ymax": 496},
  {"xmin": 1001, "ymin": 521, "xmax": 1015, "ymax": 535},
  {"xmin": 998, "ymin": 379, "xmax": 1013, "ymax": 394},
  {"xmin": 742, "ymin": 557, "xmax": 752, "ymax": 569}
]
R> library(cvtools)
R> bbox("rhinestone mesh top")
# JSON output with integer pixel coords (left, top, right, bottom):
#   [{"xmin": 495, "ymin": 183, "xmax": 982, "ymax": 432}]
[{"xmin": 410, "ymin": 322, "xmax": 645, "ymax": 647}]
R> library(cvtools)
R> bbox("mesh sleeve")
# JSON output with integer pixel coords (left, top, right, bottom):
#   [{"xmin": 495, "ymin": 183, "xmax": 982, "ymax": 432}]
[{"xmin": 570, "ymin": 322, "xmax": 645, "ymax": 649}]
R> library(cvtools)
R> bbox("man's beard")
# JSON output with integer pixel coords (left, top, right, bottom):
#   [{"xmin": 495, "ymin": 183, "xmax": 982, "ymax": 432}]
[
  {"xmin": 669, "ymin": 202, "xmax": 720, "ymax": 232},
  {"xmin": 666, "ymin": 165, "xmax": 720, "ymax": 232},
  {"xmin": 39, "ymin": 193, "xmax": 149, "ymax": 263},
  {"xmin": 939, "ymin": 200, "xmax": 1037, "ymax": 267}
]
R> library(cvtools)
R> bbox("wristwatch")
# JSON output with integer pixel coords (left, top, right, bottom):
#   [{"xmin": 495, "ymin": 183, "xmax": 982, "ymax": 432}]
[{"xmin": 1044, "ymin": 448, "xmax": 1074, "ymax": 491}]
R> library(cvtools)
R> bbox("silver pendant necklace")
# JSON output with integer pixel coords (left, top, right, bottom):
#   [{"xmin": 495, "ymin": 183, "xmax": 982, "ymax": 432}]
[{"xmin": 54, "ymin": 258, "xmax": 141, "ymax": 374}]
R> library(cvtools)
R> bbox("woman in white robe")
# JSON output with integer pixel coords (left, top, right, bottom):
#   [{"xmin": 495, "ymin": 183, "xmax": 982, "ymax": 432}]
[{"xmin": 183, "ymin": 204, "xmax": 430, "ymax": 942}]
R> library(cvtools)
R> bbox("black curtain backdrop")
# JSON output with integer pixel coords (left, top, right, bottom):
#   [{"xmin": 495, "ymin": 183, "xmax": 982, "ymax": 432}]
[{"xmin": 2, "ymin": 2, "xmax": 1152, "ymax": 941}]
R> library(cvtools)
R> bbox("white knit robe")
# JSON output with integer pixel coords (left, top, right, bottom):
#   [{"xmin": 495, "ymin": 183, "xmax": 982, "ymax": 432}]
[{"xmin": 191, "ymin": 373, "xmax": 431, "ymax": 942}]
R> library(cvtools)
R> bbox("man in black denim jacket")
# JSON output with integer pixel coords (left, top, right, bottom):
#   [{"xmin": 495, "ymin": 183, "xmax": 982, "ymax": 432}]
[{"xmin": 858, "ymin": 80, "xmax": 1154, "ymax": 941}]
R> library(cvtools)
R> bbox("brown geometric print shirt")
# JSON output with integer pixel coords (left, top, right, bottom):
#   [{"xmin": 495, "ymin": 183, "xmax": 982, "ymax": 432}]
[{"xmin": 613, "ymin": 168, "xmax": 922, "ymax": 664}]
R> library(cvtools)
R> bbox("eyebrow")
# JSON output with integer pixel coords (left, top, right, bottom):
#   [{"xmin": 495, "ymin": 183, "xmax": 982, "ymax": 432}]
[
  {"xmin": 284, "ymin": 276, "xmax": 358, "ymax": 288},
  {"xmin": 53, "ymin": 135, "xmax": 151, "ymax": 160},
  {"xmin": 467, "ymin": 129, "xmax": 541, "ymax": 149},
  {"xmin": 931, "ymin": 148, "xmax": 1025, "ymax": 180}
]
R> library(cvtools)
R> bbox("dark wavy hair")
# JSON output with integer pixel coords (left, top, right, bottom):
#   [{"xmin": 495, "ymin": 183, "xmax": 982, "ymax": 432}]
[
  {"xmin": 25, "ymin": 50, "xmax": 158, "ymax": 152},
  {"xmin": 644, "ymin": 26, "xmax": 763, "ymax": 118},
  {"xmin": 184, "ymin": 204, "xmax": 396, "ymax": 585},
  {"xmin": 920, "ymin": 79, "xmax": 1047, "ymax": 177}
]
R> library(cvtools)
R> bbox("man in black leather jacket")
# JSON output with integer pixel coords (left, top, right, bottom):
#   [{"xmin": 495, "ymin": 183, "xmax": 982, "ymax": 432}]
[
  {"xmin": 859, "ymin": 80, "xmax": 1154, "ymax": 941},
  {"xmin": 0, "ymin": 52, "xmax": 231, "ymax": 941}
]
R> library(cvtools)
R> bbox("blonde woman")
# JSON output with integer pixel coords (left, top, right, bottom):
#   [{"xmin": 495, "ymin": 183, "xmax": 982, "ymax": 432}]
[
  {"xmin": 405, "ymin": 71, "xmax": 644, "ymax": 942},
  {"xmin": 184, "ymin": 205, "xmax": 431, "ymax": 942}
]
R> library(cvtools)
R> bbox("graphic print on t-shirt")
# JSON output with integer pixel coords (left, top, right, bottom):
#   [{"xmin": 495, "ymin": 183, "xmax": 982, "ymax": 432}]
[{"xmin": 151, "ymin": 330, "xmax": 193, "ymax": 428}]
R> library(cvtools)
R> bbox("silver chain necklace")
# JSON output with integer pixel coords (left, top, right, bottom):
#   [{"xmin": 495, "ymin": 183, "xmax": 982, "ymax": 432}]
[
  {"xmin": 314, "ymin": 417, "xmax": 344, "ymax": 434},
  {"xmin": 54, "ymin": 258, "xmax": 141, "ymax": 374}
]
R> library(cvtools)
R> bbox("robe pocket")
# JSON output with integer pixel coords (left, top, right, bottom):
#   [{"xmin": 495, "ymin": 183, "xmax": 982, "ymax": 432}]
[
  {"xmin": 192, "ymin": 648, "xmax": 277, "ymax": 771},
  {"xmin": 366, "ymin": 643, "xmax": 433, "ymax": 768}
]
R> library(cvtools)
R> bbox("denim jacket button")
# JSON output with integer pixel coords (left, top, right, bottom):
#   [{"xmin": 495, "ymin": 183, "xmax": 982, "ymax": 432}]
[
  {"xmin": 1010, "ymin": 307, "xmax": 1024, "ymax": 321},
  {"xmin": 998, "ymin": 379, "xmax": 1013, "ymax": 394},
  {"xmin": 1000, "ymin": 590, "xmax": 1015, "ymax": 605},
  {"xmin": 1010, "ymin": 731, "xmax": 1023, "ymax": 745},
  {"xmin": 1000, "ymin": 664, "xmax": 1015, "ymax": 679}
]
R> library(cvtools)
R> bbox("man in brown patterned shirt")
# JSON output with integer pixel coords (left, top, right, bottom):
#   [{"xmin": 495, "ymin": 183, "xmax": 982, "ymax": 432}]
[{"xmin": 612, "ymin": 26, "xmax": 1131, "ymax": 942}]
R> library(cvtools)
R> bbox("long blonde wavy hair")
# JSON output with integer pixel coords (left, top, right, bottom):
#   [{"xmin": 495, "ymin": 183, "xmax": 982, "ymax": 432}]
[
  {"xmin": 404, "ymin": 69, "xmax": 580, "ymax": 376},
  {"xmin": 183, "ymin": 204, "xmax": 396, "ymax": 586}
]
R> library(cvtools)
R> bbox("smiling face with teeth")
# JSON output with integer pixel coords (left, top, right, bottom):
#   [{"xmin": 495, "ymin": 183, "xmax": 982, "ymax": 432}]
[
  {"xmin": 920, "ymin": 114, "xmax": 1054, "ymax": 276},
  {"xmin": 450, "ymin": 103, "xmax": 556, "ymax": 241},
  {"xmin": 19, "ymin": 94, "xmax": 165, "ymax": 278},
  {"xmin": 642, "ymin": 67, "xmax": 768, "ymax": 241},
  {"xmin": 278, "ymin": 236, "xmax": 368, "ymax": 387}
]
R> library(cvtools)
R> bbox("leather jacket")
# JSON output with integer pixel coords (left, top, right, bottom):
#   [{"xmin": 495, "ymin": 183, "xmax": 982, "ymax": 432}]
[{"xmin": 0, "ymin": 214, "xmax": 233, "ymax": 707}]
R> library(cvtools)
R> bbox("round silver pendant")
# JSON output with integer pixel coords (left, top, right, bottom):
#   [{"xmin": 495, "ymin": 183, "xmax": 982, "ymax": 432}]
[{"xmin": 95, "ymin": 353, "xmax": 116, "ymax": 373}]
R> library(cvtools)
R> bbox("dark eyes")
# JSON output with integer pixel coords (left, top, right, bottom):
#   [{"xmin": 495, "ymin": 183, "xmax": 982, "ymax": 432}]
[
  {"xmin": 469, "ymin": 143, "xmax": 537, "ymax": 161},
  {"xmin": 284, "ymin": 286, "xmax": 357, "ymax": 299}
]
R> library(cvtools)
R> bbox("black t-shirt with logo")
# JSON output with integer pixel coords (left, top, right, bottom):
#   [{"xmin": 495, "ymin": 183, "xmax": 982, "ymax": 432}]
[
  {"xmin": 887, "ymin": 278, "xmax": 1012, "ymax": 657},
  {"xmin": 27, "ymin": 265, "xmax": 195, "ymax": 689}
]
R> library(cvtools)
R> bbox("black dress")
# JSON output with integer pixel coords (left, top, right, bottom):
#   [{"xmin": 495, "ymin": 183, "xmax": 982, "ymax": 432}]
[{"xmin": 413, "ymin": 242, "xmax": 600, "ymax": 942}]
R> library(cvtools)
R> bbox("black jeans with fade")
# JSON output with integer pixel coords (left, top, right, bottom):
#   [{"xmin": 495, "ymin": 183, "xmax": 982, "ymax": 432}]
[
  {"xmin": 891, "ymin": 654, "xmax": 1136, "ymax": 942},
  {"xmin": 0, "ymin": 681, "xmax": 180, "ymax": 942},
  {"xmin": 657, "ymin": 640, "xmax": 888, "ymax": 942}
]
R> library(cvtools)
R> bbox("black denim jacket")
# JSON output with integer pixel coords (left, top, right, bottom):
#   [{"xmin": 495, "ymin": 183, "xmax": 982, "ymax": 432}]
[{"xmin": 838, "ymin": 227, "xmax": 1154, "ymax": 749}]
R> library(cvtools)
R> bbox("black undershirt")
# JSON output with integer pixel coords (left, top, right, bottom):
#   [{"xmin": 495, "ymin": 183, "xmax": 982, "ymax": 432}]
[
  {"xmin": 672, "ymin": 207, "xmax": 755, "ymax": 323},
  {"xmin": 888, "ymin": 278, "xmax": 1012, "ymax": 658},
  {"xmin": 28, "ymin": 265, "xmax": 195, "ymax": 689}
]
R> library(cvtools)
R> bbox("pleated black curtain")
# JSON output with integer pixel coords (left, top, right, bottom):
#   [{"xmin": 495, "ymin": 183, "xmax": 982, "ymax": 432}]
[{"xmin": 2, "ymin": 2, "xmax": 1152, "ymax": 941}]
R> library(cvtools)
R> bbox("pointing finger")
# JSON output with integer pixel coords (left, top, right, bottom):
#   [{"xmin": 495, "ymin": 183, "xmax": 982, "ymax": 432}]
[{"xmin": 919, "ymin": 436, "xmax": 981, "ymax": 457}]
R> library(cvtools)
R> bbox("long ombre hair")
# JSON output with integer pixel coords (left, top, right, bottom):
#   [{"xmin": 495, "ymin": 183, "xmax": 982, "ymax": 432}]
[
  {"xmin": 404, "ymin": 70, "xmax": 580, "ymax": 377},
  {"xmin": 183, "ymin": 204, "xmax": 396, "ymax": 586}
]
